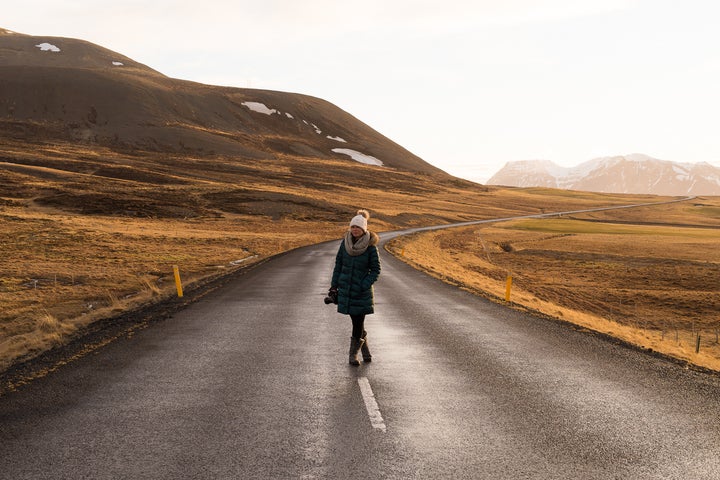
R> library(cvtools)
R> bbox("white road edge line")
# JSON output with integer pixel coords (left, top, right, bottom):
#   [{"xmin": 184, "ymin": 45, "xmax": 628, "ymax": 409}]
[{"xmin": 358, "ymin": 377, "xmax": 386, "ymax": 432}]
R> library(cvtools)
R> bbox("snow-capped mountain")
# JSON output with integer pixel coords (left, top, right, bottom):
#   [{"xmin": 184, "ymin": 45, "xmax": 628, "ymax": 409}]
[{"xmin": 486, "ymin": 154, "xmax": 720, "ymax": 196}]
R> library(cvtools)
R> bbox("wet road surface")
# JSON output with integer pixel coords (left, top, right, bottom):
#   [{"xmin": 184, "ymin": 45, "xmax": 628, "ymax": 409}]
[{"xmin": 2, "ymin": 225, "xmax": 720, "ymax": 479}]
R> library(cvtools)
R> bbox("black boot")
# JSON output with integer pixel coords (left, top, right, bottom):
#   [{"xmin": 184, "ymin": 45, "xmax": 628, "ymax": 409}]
[
  {"xmin": 348, "ymin": 336, "xmax": 364, "ymax": 366},
  {"xmin": 361, "ymin": 331, "xmax": 372, "ymax": 362}
]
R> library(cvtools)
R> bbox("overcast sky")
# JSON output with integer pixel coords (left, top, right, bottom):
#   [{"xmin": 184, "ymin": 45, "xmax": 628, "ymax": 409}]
[{"xmin": 5, "ymin": 0, "xmax": 720, "ymax": 182}]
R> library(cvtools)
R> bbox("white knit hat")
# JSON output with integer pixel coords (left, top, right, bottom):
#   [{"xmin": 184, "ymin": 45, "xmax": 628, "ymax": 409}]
[{"xmin": 349, "ymin": 209, "xmax": 369, "ymax": 232}]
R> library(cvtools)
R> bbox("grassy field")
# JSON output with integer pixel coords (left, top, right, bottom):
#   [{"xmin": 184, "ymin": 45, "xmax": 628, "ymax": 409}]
[
  {"xmin": 386, "ymin": 196, "xmax": 720, "ymax": 372},
  {"xmin": 2, "ymin": 140, "xmax": 666, "ymax": 373}
]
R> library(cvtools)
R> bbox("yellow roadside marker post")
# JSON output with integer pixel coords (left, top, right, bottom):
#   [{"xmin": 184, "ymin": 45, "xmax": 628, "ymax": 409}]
[
  {"xmin": 173, "ymin": 265, "xmax": 184, "ymax": 298},
  {"xmin": 505, "ymin": 275, "xmax": 513, "ymax": 302}
]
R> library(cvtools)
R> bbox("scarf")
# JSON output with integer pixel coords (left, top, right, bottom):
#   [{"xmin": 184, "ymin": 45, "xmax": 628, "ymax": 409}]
[{"xmin": 344, "ymin": 230, "xmax": 371, "ymax": 256}]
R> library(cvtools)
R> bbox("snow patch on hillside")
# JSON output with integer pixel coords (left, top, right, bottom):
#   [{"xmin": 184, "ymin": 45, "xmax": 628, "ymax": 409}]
[
  {"xmin": 241, "ymin": 101, "xmax": 355, "ymax": 151},
  {"xmin": 242, "ymin": 102, "xmax": 277, "ymax": 115},
  {"xmin": 332, "ymin": 149, "xmax": 384, "ymax": 166},
  {"xmin": 672, "ymin": 164, "xmax": 690, "ymax": 181},
  {"xmin": 36, "ymin": 42, "xmax": 60, "ymax": 52}
]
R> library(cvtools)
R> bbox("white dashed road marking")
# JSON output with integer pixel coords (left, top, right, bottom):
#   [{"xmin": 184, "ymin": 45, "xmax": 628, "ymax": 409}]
[{"xmin": 358, "ymin": 377, "xmax": 386, "ymax": 432}]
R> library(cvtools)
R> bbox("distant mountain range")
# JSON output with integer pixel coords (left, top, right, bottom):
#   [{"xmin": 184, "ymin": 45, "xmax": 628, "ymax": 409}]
[{"xmin": 486, "ymin": 154, "xmax": 720, "ymax": 196}]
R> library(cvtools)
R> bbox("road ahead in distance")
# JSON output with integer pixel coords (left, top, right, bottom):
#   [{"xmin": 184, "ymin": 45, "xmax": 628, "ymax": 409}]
[{"xmin": 2, "ymin": 204, "xmax": 720, "ymax": 479}]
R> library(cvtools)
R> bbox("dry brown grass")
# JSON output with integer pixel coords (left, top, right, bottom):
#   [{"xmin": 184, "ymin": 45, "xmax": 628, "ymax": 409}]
[
  {"xmin": 0, "ymin": 209, "xmax": 337, "ymax": 371},
  {"xmin": 387, "ymin": 196, "xmax": 720, "ymax": 372},
  {"xmin": 0, "ymin": 138, "xmax": 692, "ymax": 373}
]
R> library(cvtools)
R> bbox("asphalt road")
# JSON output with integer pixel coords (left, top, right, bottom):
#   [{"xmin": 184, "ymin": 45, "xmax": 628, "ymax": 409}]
[{"xmin": 2, "ymin": 215, "xmax": 720, "ymax": 479}]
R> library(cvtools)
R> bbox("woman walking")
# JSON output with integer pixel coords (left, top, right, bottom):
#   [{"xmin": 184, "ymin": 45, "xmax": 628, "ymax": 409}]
[{"xmin": 329, "ymin": 209, "xmax": 381, "ymax": 365}]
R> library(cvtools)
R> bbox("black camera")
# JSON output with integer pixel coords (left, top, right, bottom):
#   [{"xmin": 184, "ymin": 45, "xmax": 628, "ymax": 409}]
[{"xmin": 324, "ymin": 288, "xmax": 338, "ymax": 305}]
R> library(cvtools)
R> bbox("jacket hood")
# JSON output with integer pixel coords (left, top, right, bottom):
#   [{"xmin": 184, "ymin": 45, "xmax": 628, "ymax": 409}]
[{"xmin": 369, "ymin": 231, "xmax": 379, "ymax": 247}]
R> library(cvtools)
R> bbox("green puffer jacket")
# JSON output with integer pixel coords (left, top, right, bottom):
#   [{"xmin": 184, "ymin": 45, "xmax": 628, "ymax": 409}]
[{"xmin": 331, "ymin": 232, "xmax": 381, "ymax": 315}]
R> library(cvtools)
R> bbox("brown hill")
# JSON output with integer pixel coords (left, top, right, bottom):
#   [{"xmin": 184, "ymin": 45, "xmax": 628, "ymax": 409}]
[{"xmin": 0, "ymin": 28, "xmax": 445, "ymax": 175}]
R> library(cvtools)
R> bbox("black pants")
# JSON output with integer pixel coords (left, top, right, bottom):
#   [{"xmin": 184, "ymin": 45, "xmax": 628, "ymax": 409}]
[{"xmin": 350, "ymin": 314, "xmax": 366, "ymax": 339}]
